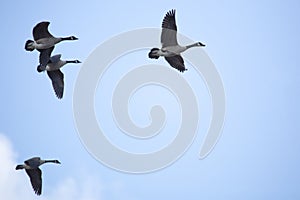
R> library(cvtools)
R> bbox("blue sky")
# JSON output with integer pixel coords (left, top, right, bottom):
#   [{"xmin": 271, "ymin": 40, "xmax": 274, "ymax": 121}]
[{"xmin": 0, "ymin": 0, "xmax": 300, "ymax": 199}]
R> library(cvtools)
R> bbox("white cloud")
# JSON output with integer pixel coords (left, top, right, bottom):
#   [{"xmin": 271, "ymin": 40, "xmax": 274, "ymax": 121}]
[{"xmin": 0, "ymin": 134, "xmax": 103, "ymax": 200}]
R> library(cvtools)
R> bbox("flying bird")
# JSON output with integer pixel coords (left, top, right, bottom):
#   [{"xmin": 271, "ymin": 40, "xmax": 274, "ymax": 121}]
[
  {"xmin": 15, "ymin": 157, "xmax": 61, "ymax": 196},
  {"xmin": 39, "ymin": 54, "xmax": 81, "ymax": 99},
  {"xmin": 148, "ymin": 9, "xmax": 206, "ymax": 72},
  {"xmin": 25, "ymin": 21, "xmax": 78, "ymax": 72}
]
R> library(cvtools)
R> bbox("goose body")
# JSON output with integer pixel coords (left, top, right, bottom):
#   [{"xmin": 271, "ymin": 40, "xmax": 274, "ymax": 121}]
[
  {"xmin": 148, "ymin": 9, "xmax": 205, "ymax": 72},
  {"xmin": 25, "ymin": 21, "xmax": 78, "ymax": 71},
  {"xmin": 45, "ymin": 54, "xmax": 69, "ymax": 71},
  {"xmin": 38, "ymin": 54, "xmax": 81, "ymax": 99},
  {"xmin": 26, "ymin": 37, "xmax": 63, "ymax": 50},
  {"xmin": 15, "ymin": 157, "xmax": 61, "ymax": 196}
]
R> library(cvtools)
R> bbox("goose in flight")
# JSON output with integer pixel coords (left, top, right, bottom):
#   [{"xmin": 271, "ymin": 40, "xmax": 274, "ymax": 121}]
[
  {"xmin": 39, "ymin": 54, "xmax": 81, "ymax": 99},
  {"xmin": 148, "ymin": 9, "xmax": 206, "ymax": 72},
  {"xmin": 25, "ymin": 21, "xmax": 78, "ymax": 72},
  {"xmin": 15, "ymin": 157, "xmax": 61, "ymax": 195}
]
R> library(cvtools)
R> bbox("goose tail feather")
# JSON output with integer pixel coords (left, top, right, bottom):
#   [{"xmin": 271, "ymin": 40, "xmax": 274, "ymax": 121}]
[
  {"xmin": 25, "ymin": 40, "xmax": 35, "ymax": 51},
  {"xmin": 148, "ymin": 48, "xmax": 160, "ymax": 59}
]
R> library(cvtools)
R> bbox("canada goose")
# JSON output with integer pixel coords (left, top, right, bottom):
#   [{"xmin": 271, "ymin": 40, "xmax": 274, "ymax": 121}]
[
  {"xmin": 38, "ymin": 54, "xmax": 81, "ymax": 99},
  {"xmin": 15, "ymin": 157, "xmax": 61, "ymax": 195},
  {"xmin": 148, "ymin": 9, "xmax": 206, "ymax": 72},
  {"xmin": 25, "ymin": 21, "xmax": 78, "ymax": 71}
]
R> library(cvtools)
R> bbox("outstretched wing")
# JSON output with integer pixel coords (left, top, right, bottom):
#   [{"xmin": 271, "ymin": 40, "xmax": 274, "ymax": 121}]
[
  {"xmin": 38, "ymin": 47, "xmax": 54, "ymax": 70},
  {"xmin": 24, "ymin": 157, "xmax": 41, "ymax": 168},
  {"xmin": 49, "ymin": 54, "xmax": 62, "ymax": 63},
  {"xmin": 25, "ymin": 168, "xmax": 42, "ymax": 195},
  {"xmin": 47, "ymin": 70, "xmax": 64, "ymax": 99},
  {"xmin": 33, "ymin": 21, "xmax": 53, "ymax": 41},
  {"xmin": 164, "ymin": 55, "xmax": 186, "ymax": 72},
  {"xmin": 161, "ymin": 9, "xmax": 178, "ymax": 47}
]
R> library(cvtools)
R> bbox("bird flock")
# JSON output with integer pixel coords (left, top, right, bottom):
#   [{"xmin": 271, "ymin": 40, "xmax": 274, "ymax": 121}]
[
  {"xmin": 25, "ymin": 21, "xmax": 81, "ymax": 99},
  {"xmin": 16, "ymin": 9, "xmax": 206, "ymax": 195}
]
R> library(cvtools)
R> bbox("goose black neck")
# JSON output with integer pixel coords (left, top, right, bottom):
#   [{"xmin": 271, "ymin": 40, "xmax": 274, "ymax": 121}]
[
  {"xmin": 44, "ymin": 160, "xmax": 57, "ymax": 163},
  {"xmin": 66, "ymin": 60, "xmax": 78, "ymax": 63},
  {"xmin": 186, "ymin": 43, "xmax": 199, "ymax": 49},
  {"xmin": 61, "ymin": 36, "xmax": 77, "ymax": 41}
]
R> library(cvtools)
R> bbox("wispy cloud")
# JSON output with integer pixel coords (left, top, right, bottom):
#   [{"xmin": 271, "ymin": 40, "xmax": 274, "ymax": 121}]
[{"xmin": 0, "ymin": 133, "xmax": 103, "ymax": 200}]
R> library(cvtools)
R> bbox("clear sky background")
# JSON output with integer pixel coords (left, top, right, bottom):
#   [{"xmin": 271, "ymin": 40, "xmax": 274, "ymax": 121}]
[{"xmin": 0, "ymin": 0, "xmax": 299, "ymax": 199}]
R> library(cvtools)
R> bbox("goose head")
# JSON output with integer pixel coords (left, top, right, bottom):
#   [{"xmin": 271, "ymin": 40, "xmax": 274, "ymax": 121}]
[
  {"xmin": 62, "ymin": 36, "xmax": 78, "ymax": 40},
  {"xmin": 73, "ymin": 60, "xmax": 81, "ymax": 63},
  {"xmin": 44, "ymin": 159, "xmax": 61, "ymax": 164},
  {"xmin": 66, "ymin": 60, "xmax": 81, "ymax": 64},
  {"xmin": 53, "ymin": 160, "xmax": 61, "ymax": 164},
  {"xmin": 69, "ymin": 36, "xmax": 78, "ymax": 40},
  {"xmin": 25, "ymin": 40, "xmax": 35, "ymax": 51},
  {"xmin": 186, "ymin": 42, "xmax": 206, "ymax": 49},
  {"xmin": 196, "ymin": 42, "xmax": 206, "ymax": 47}
]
